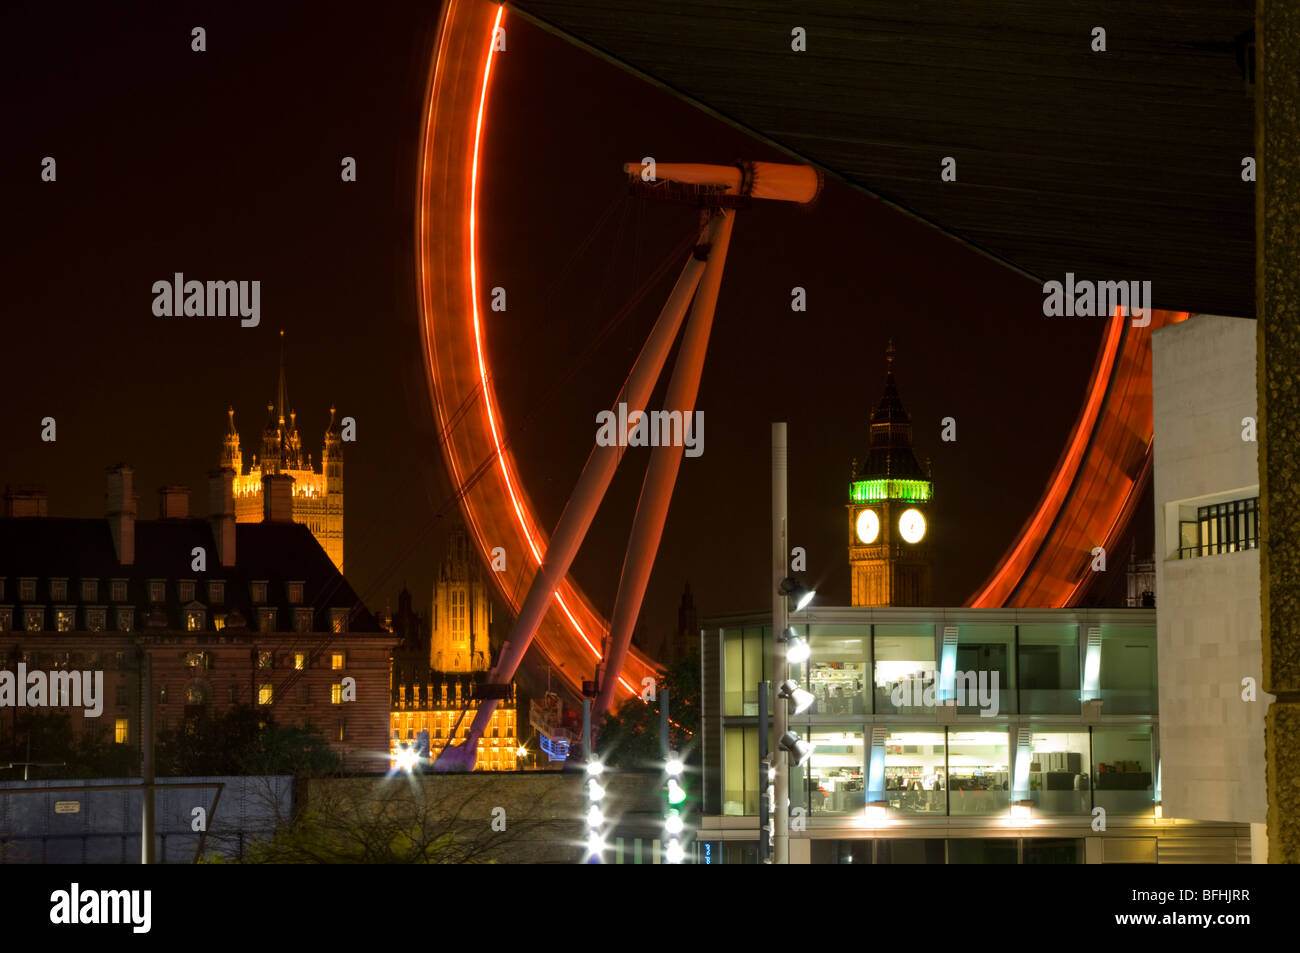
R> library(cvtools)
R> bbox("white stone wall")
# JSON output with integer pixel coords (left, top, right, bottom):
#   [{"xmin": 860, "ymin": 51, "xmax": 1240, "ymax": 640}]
[{"xmin": 1153, "ymin": 314, "xmax": 1266, "ymax": 824}]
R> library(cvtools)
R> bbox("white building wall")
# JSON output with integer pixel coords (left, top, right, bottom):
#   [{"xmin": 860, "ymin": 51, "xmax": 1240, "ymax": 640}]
[{"xmin": 1153, "ymin": 314, "xmax": 1267, "ymax": 825}]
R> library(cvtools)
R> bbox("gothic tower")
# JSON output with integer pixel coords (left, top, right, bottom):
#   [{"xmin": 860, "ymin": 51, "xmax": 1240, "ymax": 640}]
[
  {"xmin": 430, "ymin": 526, "xmax": 493, "ymax": 672},
  {"xmin": 848, "ymin": 341, "xmax": 933, "ymax": 606}
]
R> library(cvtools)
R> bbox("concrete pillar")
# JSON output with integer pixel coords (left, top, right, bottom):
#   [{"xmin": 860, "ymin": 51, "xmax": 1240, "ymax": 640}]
[{"xmin": 1259, "ymin": 0, "xmax": 1300, "ymax": 864}]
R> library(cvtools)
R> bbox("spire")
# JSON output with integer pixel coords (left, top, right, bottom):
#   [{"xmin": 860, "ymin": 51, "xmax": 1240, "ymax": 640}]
[
  {"xmin": 277, "ymin": 330, "xmax": 289, "ymax": 426},
  {"xmin": 859, "ymin": 340, "xmax": 926, "ymax": 480}
]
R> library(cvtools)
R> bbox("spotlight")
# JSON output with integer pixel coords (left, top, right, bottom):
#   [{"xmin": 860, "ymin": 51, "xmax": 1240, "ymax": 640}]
[
  {"xmin": 665, "ymin": 810, "xmax": 684, "ymax": 835},
  {"xmin": 588, "ymin": 779, "xmax": 606, "ymax": 802},
  {"xmin": 394, "ymin": 745, "xmax": 418, "ymax": 773},
  {"xmin": 784, "ymin": 633, "xmax": 811, "ymax": 664},
  {"xmin": 778, "ymin": 577, "xmax": 816, "ymax": 612},
  {"xmin": 778, "ymin": 679, "xmax": 815, "ymax": 715},
  {"xmin": 586, "ymin": 760, "xmax": 604, "ymax": 777},
  {"xmin": 665, "ymin": 839, "xmax": 685, "ymax": 864},
  {"xmin": 666, "ymin": 757, "xmax": 684, "ymax": 777},
  {"xmin": 779, "ymin": 730, "xmax": 814, "ymax": 766},
  {"xmin": 586, "ymin": 805, "xmax": 605, "ymax": 828}
]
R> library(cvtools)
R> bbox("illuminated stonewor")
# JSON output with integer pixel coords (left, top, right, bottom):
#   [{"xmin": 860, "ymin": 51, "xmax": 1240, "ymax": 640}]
[
  {"xmin": 221, "ymin": 332, "xmax": 344, "ymax": 573},
  {"xmin": 847, "ymin": 341, "xmax": 933, "ymax": 607}
]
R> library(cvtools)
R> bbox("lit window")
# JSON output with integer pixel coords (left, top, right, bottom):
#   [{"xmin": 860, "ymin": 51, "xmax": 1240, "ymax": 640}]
[
  {"xmin": 251, "ymin": 581, "xmax": 268, "ymax": 603},
  {"xmin": 19, "ymin": 578, "xmax": 36, "ymax": 602},
  {"xmin": 295, "ymin": 609, "xmax": 312, "ymax": 633},
  {"xmin": 331, "ymin": 683, "xmax": 343, "ymax": 704},
  {"xmin": 331, "ymin": 652, "xmax": 345, "ymax": 670},
  {"xmin": 258, "ymin": 607, "xmax": 277, "ymax": 632},
  {"xmin": 208, "ymin": 581, "xmax": 224, "ymax": 604},
  {"xmin": 258, "ymin": 651, "xmax": 273, "ymax": 669},
  {"xmin": 50, "ymin": 579, "xmax": 67, "ymax": 602},
  {"xmin": 288, "ymin": 581, "xmax": 304, "ymax": 604},
  {"xmin": 86, "ymin": 607, "xmax": 106, "ymax": 632},
  {"xmin": 330, "ymin": 609, "xmax": 348, "ymax": 633},
  {"xmin": 55, "ymin": 607, "xmax": 75, "ymax": 632},
  {"xmin": 110, "ymin": 579, "xmax": 128, "ymax": 602},
  {"xmin": 337, "ymin": 718, "xmax": 346, "ymax": 742},
  {"xmin": 178, "ymin": 581, "xmax": 195, "ymax": 603},
  {"xmin": 23, "ymin": 607, "xmax": 43, "ymax": 631},
  {"xmin": 186, "ymin": 685, "xmax": 205, "ymax": 705},
  {"xmin": 115, "ymin": 718, "xmax": 129, "ymax": 744},
  {"xmin": 212, "ymin": 614, "xmax": 225, "ymax": 631},
  {"xmin": 81, "ymin": 579, "xmax": 98, "ymax": 602},
  {"xmin": 186, "ymin": 609, "xmax": 205, "ymax": 632},
  {"xmin": 0, "ymin": 608, "xmax": 11, "ymax": 632},
  {"xmin": 258, "ymin": 684, "xmax": 273, "ymax": 705},
  {"xmin": 294, "ymin": 653, "xmax": 304, "ymax": 671},
  {"xmin": 116, "ymin": 607, "xmax": 133, "ymax": 632},
  {"xmin": 184, "ymin": 651, "xmax": 208, "ymax": 670}
]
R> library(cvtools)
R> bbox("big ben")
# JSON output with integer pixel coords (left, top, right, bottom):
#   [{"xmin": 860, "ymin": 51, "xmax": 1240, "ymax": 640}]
[{"xmin": 848, "ymin": 341, "xmax": 933, "ymax": 606}]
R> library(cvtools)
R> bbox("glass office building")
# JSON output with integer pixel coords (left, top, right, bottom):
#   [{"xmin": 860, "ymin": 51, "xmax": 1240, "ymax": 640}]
[{"xmin": 699, "ymin": 607, "xmax": 1249, "ymax": 864}]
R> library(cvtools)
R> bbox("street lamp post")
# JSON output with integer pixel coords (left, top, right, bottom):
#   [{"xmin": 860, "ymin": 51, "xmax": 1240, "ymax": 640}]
[{"xmin": 772, "ymin": 422, "xmax": 790, "ymax": 865}]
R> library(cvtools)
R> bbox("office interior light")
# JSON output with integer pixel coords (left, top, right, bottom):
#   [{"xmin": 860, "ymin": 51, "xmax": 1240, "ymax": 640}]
[
  {"xmin": 778, "ymin": 679, "xmax": 815, "ymax": 715},
  {"xmin": 778, "ymin": 577, "xmax": 816, "ymax": 612}
]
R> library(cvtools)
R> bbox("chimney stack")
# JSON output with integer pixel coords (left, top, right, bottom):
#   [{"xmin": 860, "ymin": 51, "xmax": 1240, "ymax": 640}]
[
  {"xmin": 262, "ymin": 473, "xmax": 295, "ymax": 523},
  {"xmin": 106, "ymin": 464, "xmax": 137, "ymax": 566},
  {"xmin": 3, "ymin": 486, "xmax": 48, "ymax": 517},
  {"xmin": 208, "ymin": 468, "xmax": 236, "ymax": 567},
  {"xmin": 158, "ymin": 484, "xmax": 191, "ymax": 519}
]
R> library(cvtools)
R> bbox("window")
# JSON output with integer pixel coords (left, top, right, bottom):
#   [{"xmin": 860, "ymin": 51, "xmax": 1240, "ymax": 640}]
[
  {"xmin": 185, "ymin": 651, "xmax": 208, "ymax": 671},
  {"xmin": 258, "ymin": 607, "xmax": 277, "ymax": 632},
  {"xmin": 55, "ymin": 607, "xmax": 75, "ymax": 632},
  {"xmin": 294, "ymin": 653, "xmax": 304, "ymax": 671},
  {"xmin": 258, "ymin": 650, "xmax": 273, "ymax": 669},
  {"xmin": 228, "ymin": 685, "xmax": 238, "ymax": 704},
  {"xmin": 86, "ymin": 607, "xmax": 106, "ymax": 632},
  {"xmin": 301, "ymin": 684, "xmax": 311, "ymax": 703},
  {"xmin": 294, "ymin": 609, "xmax": 312, "ymax": 633},
  {"xmin": 1092, "ymin": 727, "xmax": 1154, "ymax": 815},
  {"xmin": 116, "ymin": 684, "xmax": 128, "ymax": 707},
  {"xmin": 1099, "ymin": 624, "xmax": 1157, "ymax": 715},
  {"xmin": 159, "ymin": 685, "xmax": 168, "ymax": 703},
  {"xmin": 212, "ymin": 613, "xmax": 225, "ymax": 631},
  {"xmin": 147, "ymin": 580, "xmax": 165, "ymax": 603},
  {"xmin": 50, "ymin": 578, "xmax": 68, "ymax": 601},
  {"xmin": 331, "ymin": 652, "xmax": 345, "ymax": 670},
  {"xmin": 1027, "ymin": 732, "xmax": 1090, "ymax": 815},
  {"xmin": 874, "ymin": 625, "xmax": 936, "ymax": 714},
  {"xmin": 804, "ymin": 626, "xmax": 868, "ymax": 716},
  {"xmin": 24, "ymin": 607, "xmax": 43, "ymax": 631},
  {"xmin": 115, "ymin": 718, "xmax": 129, "ymax": 743},
  {"xmin": 884, "ymin": 731, "xmax": 947, "ymax": 815},
  {"xmin": 451, "ymin": 589, "xmax": 467, "ymax": 643},
  {"xmin": 251, "ymin": 581, "xmax": 268, "ymax": 603},
  {"xmin": 0, "ymin": 608, "xmax": 11, "ymax": 632},
  {"xmin": 116, "ymin": 607, "xmax": 133, "ymax": 632},
  {"xmin": 208, "ymin": 580, "xmax": 224, "ymax": 604},
  {"xmin": 110, "ymin": 579, "xmax": 128, "ymax": 602},
  {"xmin": 331, "ymin": 683, "xmax": 343, "ymax": 704},
  {"xmin": 81, "ymin": 579, "xmax": 98, "ymax": 602},
  {"xmin": 258, "ymin": 684, "xmax": 273, "ymax": 705},
  {"xmin": 1180, "ymin": 496, "xmax": 1260, "ymax": 558},
  {"xmin": 178, "ymin": 580, "xmax": 195, "ymax": 602},
  {"xmin": 186, "ymin": 685, "xmax": 205, "ymax": 705},
  {"xmin": 801, "ymin": 729, "xmax": 864, "ymax": 816},
  {"xmin": 330, "ymin": 609, "xmax": 348, "ymax": 633},
  {"xmin": 721, "ymin": 624, "xmax": 771, "ymax": 716},
  {"xmin": 288, "ymin": 581, "xmax": 304, "ymax": 604},
  {"xmin": 337, "ymin": 718, "xmax": 346, "ymax": 742},
  {"xmin": 19, "ymin": 578, "xmax": 36, "ymax": 602},
  {"xmin": 1018, "ymin": 624, "xmax": 1080, "ymax": 714},
  {"xmin": 947, "ymin": 730, "xmax": 1010, "ymax": 816},
  {"xmin": 186, "ymin": 608, "xmax": 205, "ymax": 632}
]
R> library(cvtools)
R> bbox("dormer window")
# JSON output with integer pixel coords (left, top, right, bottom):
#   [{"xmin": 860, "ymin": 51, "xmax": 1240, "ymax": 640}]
[
  {"xmin": 288, "ymin": 581, "xmax": 305, "ymax": 604},
  {"xmin": 50, "ymin": 579, "xmax": 68, "ymax": 602},
  {"xmin": 110, "ymin": 579, "xmax": 128, "ymax": 602},
  {"xmin": 178, "ymin": 580, "xmax": 196, "ymax": 603},
  {"xmin": 20, "ymin": 578, "xmax": 36, "ymax": 601},
  {"xmin": 251, "ymin": 581, "xmax": 268, "ymax": 604},
  {"xmin": 209, "ymin": 581, "xmax": 224, "ymax": 605},
  {"xmin": 148, "ymin": 580, "xmax": 166, "ymax": 604},
  {"xmin": 81, "ymin": 579, "xmax": 98, "ymax": 602}
]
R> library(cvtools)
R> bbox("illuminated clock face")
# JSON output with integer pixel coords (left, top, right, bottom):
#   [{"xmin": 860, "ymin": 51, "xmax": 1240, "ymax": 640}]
[
  {"xmin": 855, "ymin": 508, "xmax": 880, "ymax": 544},
  {"xmin": 899, "ymin": 508, "xmax": 926, "ymax": 544}
]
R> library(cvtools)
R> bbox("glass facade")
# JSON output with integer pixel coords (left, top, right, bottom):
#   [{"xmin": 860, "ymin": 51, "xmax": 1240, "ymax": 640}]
[{"xmin": 717, "ymin": 614, "xmax": 1160, "ymax": 827}]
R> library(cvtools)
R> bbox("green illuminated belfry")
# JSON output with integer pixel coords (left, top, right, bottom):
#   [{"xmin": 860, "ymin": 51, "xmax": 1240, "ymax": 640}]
[{"xmin": 847, "ymin": 341, "xmax": 933, "ymax": 606}]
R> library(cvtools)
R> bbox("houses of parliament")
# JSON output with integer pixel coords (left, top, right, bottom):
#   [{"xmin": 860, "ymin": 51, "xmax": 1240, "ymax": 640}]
[{"xmin": 219, "ymin": 332, "xmax": 344, "ymax": 573}]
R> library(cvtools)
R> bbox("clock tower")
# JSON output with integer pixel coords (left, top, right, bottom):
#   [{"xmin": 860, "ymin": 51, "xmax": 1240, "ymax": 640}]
[{"xmin": 848, "ymin": 341, "xmax": 933, "ymax": 606}]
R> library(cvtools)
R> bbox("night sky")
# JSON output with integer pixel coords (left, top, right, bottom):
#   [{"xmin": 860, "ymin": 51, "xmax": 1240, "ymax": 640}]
[{"xmin": 4, "ymin": 2, "xmax": 1145, "ymax": 678}]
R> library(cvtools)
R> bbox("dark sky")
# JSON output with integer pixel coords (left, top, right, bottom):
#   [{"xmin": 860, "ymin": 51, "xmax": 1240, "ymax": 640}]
[{"xmin": 4, "ymin": 1, "xmax": 1144, "ymax": 676}]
